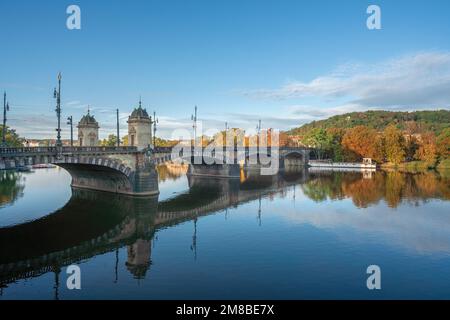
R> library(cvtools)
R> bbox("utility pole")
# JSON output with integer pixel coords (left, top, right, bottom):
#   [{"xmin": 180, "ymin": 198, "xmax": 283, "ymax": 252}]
[
  {"xmin": 116, "ymin": 109, "xmax": 120, "ymax": 147},
  {"xmin": 224, "ymin": 121, "xmax": 229, "ymax": 147},
  {"xmin": 191, "ymin": 106, "xmax": 197, "ymax": 146},
  {"xmin": 2, "ymin": 92, "xmax": 10, "ymax": 147},
  {"xmin": 152, "ymin": 111, "xmax": 158, "ymax": 147},
  {"xmin": 256, "ymin": 119, "xmax": 261, "ymax": 147},
  {"xmin": 53, "ymin": 73, "xmax": 62, "ymax": 147},
  {"xmin": 66, "ymin": 116, "xmax": 73, "ymax": 146}
]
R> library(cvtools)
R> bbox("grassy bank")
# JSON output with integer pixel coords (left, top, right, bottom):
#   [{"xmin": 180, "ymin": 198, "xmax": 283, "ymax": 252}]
[
  {"xmin": 380, "ymin": 159, "xmax": 450, "ymax": 173},
  {"xmin": 437, "ymin": 159, "xmax": 450, "ymax": 170},
  {"xmin": 381, "ymin": 161, "xmax": 434, "ymax": 172}
]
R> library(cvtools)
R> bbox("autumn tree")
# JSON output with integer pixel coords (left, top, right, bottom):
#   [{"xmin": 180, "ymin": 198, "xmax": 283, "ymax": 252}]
[
  {"xmin": 122, "ymin": 135, "xmax": 129, "ymax": 146},
  {"xmin": 437, "ymin": 128, "xmax": 450, "ymax": 159},
  {"xmin": 414, "ymin": 132, "xmax": 437, "ymax": 166},
  {"xmin": 341, "ymin": 126, "xmax": 383, "ymax": 162},
  {"xmin": 100, "ymin": 134, "xmax": 118, "ymax": 147},
  {"xmin": 383, "ymin": 125, "xmax": 406, "ymax": 164},
  {"xmin": 405, "ymin": 135, "xmax": 419, "ymax": 161}
]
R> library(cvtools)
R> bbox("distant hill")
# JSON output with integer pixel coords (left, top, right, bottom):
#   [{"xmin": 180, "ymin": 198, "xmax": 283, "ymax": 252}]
[{"xmin": 287, "ymin": 110, "xmax": 450, "ymax": 136}]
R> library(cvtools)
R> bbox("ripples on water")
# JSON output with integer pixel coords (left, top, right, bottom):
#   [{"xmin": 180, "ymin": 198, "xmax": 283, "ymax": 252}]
[{"xmin": 0, "ymin": 165, "xmax": 449, "ymax": 299}]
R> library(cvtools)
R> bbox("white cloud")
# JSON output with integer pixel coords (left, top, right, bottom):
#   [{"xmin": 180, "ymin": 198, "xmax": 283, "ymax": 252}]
[{"xmin": 244, "ymin": 51, "xmax": 450, "ymax": 109}]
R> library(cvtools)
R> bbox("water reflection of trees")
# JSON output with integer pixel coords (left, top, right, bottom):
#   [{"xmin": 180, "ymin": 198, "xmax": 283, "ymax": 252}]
[
  {"xmin": 302, "ymin": 170, "xmax": 450, "ymax": 208},
  {"xmin": 0, "ymin": 171, "xmax": 25, "ymax": 208},
  {"xmin": 157, "ymin": 163, "xmax": 188, "ymax": 182}
]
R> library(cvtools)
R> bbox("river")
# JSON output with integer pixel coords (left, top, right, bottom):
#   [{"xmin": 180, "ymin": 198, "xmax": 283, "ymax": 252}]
[{"xmin": 0, "ymin": 165, "xmax": 449, "ymax": 299}]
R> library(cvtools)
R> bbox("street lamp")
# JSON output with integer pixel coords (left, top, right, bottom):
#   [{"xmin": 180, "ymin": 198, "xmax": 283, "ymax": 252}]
[
  {"xmin": 53, "ymin": 73, "xmax": 62, "ymax": 147},
  {"xmin": 2, "ymin": 92, "xmax": 10, "ymax": 147},
  {"xmin": 256, "ymin": 119, "xmax": 262, "ymax": 147},
  {"xmin": 191, "ymin": 106, "xmax": 197, "ymax": 146},
  {"xmin": 66, "ymin": 116, "xmax": 73, "ymax": 146},
  {"xmin": 116, "ymin": 109, "xmax": 120, "ymax": 147},
  {"xmin": 152, "ymin": 111, "xmax": 158, "ymax": 147}
]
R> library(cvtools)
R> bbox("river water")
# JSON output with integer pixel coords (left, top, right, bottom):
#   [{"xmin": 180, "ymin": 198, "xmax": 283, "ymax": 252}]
[{"xmin": 0, "ymin": 165, "xmax": 449, "ymax": 299}]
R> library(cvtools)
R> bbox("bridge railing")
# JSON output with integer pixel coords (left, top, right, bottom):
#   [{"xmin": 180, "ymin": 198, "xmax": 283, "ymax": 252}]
[
  {"xmin": 0, "ymin": 146, "xmax": 139, "ymax": 156},
  {"xmin": 61, "ymin": 146, "xmax": 138, "ymax": 153},
  {"xmin": 0, "ymin": 147, "xmax": 57, "ymax": 154},
  {"xmin": 168, "ymin": 146, "xmax": 309, "ymax": 155},
  {"xmin": 152, "ymin": 146, "xmax": 173, "ymax": 153}
]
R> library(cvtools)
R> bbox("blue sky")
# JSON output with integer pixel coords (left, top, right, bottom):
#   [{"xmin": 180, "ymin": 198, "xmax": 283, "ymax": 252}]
[{"xmin": 1, "ymin": 0, "xmax": 450, "ymax": 139}]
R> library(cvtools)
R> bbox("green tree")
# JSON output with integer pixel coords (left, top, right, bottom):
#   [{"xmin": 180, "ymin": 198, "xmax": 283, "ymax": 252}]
[
  {"xmin": 383, "ymin": 125, "xmax": 406, "ymax": 164},
  {"xmin": 304, "ymin": 128, "xmax": 332, "ymax": 160},
  {"xmin": 326, "ymin": 128, "xmax": 345, "ymax": 162},
  {"xmin": 0, "ymin": 125, "xmax": 24, "ymax": 147}
]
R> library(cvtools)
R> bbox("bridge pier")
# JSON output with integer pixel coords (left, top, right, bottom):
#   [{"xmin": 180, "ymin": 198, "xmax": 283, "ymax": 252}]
[{"xmin": 188, "ymin": 163, "xmax": 241, "ymax": 178}]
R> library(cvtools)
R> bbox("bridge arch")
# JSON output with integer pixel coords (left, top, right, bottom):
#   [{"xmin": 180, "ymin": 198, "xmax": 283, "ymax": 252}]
[
  {"xmin": 281, "ymin": 149, "xmax": 309, "ymax": 168},
  {"xmin": 57, "ymin": 161, "xmax": 134, "ymax": 195}
]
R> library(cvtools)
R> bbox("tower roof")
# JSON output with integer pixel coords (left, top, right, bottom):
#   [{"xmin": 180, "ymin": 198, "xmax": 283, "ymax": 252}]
[
  {"xmin": 78, "ymin": 109, "xmax": 99, "ymax": 127},
  {"xmin": 129, "ymin": 98, "xmax": 150, "ymax": 121},
  {"xmin": 130, "ymin": 106, "xmax": 150, "ymax": 119}
]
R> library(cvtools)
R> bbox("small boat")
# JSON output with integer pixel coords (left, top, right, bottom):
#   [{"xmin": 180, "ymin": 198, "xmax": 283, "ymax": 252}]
[
  {"xmin": 31, "ymin": 164, "xmax": 57, "ymax": 169},
  {"xmin": 309, "ymin": 158, "xmax": 377, "ymax": 170}
]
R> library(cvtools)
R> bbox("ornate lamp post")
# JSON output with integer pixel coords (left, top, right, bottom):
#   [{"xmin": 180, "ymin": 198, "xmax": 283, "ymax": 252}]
[
  {"xmin": 191, "ymin": 106, "xmax": 197, "ymax": 146},
  {"xmin": 66, "ymin": 116, "xmax": 73, "ymax": 146},
  {"xmin": 152, "ymin": 111, "xmax": 158, "ymax": 147},
  {"xmin": 53, "ymin": 73, "xmax": 62, "ymax": 147},
  {"xmin": 2, "ymin": 92, "xmax": 10, "ymax": 147},
  {"xmin": 116, "ymin": 109, "xmax": 120, "ymax": 147},
  {"xmin": 256, "ymin": 119, "xmax": 261, "ymax": 147}
]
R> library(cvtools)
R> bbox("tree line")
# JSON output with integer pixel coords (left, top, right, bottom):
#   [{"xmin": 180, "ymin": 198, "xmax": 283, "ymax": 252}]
[{"xmin": 303, "ymin": 125, "xmax": 450, "ymax": 167}]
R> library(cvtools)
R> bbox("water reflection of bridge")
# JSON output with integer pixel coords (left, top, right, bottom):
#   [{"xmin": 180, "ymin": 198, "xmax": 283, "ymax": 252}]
[{"xmin": 0, "ymin": 168, "xmax": 308, "ymax": 289}]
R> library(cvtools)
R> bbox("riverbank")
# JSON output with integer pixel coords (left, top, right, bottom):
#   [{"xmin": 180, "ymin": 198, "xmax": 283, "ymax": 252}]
[
  {"xmin": 380, "ymin": 160, "xmax": 450, "ymax": 177},
  {"xmin": 381, "ymin": 159, "xmax": 450, "ymax": 171}
]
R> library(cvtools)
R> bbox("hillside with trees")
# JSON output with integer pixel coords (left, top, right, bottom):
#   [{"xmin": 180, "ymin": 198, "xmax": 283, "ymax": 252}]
[
  {"xmin": 289, "ymin": 110, "xmax": 450, "ymax": 136},
  {"xmin": 287, "ymin": 110, "xmax": 450, "ymax": 169}
]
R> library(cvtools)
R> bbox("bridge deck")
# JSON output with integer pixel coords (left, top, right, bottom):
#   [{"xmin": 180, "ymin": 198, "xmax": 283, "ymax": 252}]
[{"xmin": 0, "ymin": 146, "xmax": 139, "ymax": 157}]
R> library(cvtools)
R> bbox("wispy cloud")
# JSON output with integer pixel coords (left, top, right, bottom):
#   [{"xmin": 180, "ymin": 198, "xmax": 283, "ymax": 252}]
[{"xmin": 243, "ymin": 51, "xmax": 450, "ymax": 109}]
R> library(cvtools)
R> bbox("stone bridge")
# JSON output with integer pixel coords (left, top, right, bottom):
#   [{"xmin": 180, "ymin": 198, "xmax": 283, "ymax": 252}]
[
  {"xmin": 0, "ymin": 145, "xmax": 310, "ymax": 195},
  {"xmin": 171, "ymin": 146, "xmax": 311, "ymax": 177}
]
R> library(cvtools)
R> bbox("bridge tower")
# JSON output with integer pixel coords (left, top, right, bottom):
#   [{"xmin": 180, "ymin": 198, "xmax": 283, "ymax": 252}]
[
  {"xmin": 127, "ymin": 99, "xmax": 152, "ymax": 149},
  {"xmin": 77, "ymin": 109, "xmax": 99, "ymax": 146}
]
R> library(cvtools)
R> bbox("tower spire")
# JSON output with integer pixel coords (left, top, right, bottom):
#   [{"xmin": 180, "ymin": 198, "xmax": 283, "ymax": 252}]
[{"xmin": 139, "ymin": 96, "xmax": 142, "ymax": 108}]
